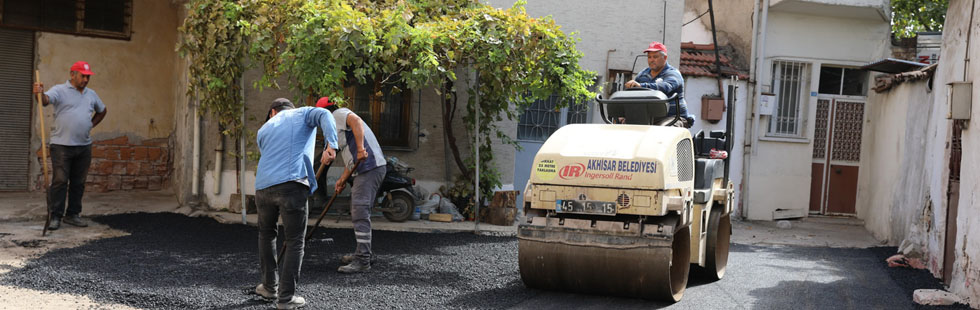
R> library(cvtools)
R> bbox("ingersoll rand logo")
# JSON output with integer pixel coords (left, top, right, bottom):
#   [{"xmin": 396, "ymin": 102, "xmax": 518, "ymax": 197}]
[{"xmin": 558, "ymin": 163, "xmax": 585, "ymax": 179}]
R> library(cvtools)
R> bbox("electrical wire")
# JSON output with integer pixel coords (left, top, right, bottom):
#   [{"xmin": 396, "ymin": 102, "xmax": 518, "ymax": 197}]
[{"xmin": 683, "ymin": 10, "xmax": 709, "ymax": 27}]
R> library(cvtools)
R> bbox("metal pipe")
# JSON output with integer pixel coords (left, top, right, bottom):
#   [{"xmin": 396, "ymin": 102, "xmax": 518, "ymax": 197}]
[
  {"xmin": 723, "ymin": 78, "xmax": 736, "ymax": 188},
  {"xmin": 474, "ymin": 69, "xmax": 481, "ymax": 233},
  {"xmin": 744, "ymin": 0, "xmax": 771, "ymax": 220},
  {"xmin": 192, "ymin": 105, "xmax": 200, "ymax": 196},
  {"xmin": 214, "ymin": 134, "xmax": 224, "ymax": 195},
  {"xmin": 240, "ymin": 76, "xmax": 247, "ymax": 224},
  {"xmin": 708, "ymin": 0, "xmax": 725, "ymax": 96}
]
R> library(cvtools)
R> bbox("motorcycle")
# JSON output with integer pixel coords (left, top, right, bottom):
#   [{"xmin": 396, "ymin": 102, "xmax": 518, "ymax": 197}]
[
  {"xmin": 311, "ymin": 156, "xmax": 417, "ymax": 222},
  {"xmin": 373, "ymin": 157, "xmax": 417, "ymax": 222}
]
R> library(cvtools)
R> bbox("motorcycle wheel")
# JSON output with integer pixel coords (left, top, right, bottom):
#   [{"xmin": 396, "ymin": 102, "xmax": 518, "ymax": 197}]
[{"xmin": 382, "ymin": 191, "xmax": 415, "ymax": 222}]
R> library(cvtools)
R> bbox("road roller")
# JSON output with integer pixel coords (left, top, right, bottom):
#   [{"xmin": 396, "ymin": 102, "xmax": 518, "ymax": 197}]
[{"xmin": 518, "ymin": 88, "xmax": 734, "ymax": 302}]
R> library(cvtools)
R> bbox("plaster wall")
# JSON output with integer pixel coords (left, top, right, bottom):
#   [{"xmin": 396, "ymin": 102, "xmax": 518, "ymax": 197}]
[
  {"xmin": 859, "ymin": 80, "xmax": 933, "ymax": 243},
  {"xmin": 683, "ymin": 0, "xmax": 756, "ymax": 69},
  {"xmin": 486, "ymin": 0, "xmax": 684, "ymax": 80},
  {"xmin": 764, "ymin": 12, "xmax": 890, "ymax": 64},
  {"xmin": 930, "ymin": 0, "xmax": 980, "ymax": 304},
  {"xmin": 31, "ymin": 0, "xmax": 181, "ymax": 191},
  {"xmin": 35, "ymin": 0, "xmax": 180, "ymax": 142}
]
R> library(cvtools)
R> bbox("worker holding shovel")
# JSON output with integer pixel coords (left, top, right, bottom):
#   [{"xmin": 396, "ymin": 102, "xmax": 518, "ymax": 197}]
[
  {"xmin": 317, "ymin": 97, "xmax": 386, "ymax": 274},
  {"xmin": 254, "ymin": 98, "xmax": 338, "ymax": 309},
  {"xmin": 33, "ymin": 61, "xmax": 107, "ymax": 231}
]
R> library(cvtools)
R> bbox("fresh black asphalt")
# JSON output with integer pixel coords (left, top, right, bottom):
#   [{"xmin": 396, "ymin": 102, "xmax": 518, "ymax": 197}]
[{"xmin": 0, "ymin": 213, "xmax": 970, "ymax": 309}]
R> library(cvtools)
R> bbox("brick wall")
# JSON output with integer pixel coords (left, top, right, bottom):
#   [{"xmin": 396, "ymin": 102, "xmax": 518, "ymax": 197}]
[{"xmin": 36, "ymin": 136, "xmax": 172, "ymax": 192}]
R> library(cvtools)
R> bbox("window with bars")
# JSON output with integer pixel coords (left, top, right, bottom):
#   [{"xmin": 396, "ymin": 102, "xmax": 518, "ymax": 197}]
[
  {"xmin": 517, "ymin": 95, "xmax": 592, "ymax": 142},
  {"xmin": 0, "ymin": 0, "xmax": 132, "ymax": 39},
  {"xmin": 767, "ymin": 60, "xmax": 809, "ymax": 137}
]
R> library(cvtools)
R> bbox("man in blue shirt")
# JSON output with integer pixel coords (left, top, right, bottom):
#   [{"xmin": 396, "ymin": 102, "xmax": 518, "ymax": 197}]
[
  {"xmin": 33, "ymin": 61, "xmax": 108, "ymax": 230},
  {"xmin": 626, "ymin": 41, "xmax": 695, "ymax": 127},
  {"xmin": 253, "ymin": 98, "xmax": 338, "ymax": 309}
]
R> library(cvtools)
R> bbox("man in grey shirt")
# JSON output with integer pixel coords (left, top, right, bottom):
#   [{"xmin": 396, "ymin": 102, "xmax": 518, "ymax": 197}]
[
  {"xmin": 316, "ymin": 97, "xmax": 386, "ymax": 273},
  {"xmin": 33, "ymin": 61, "xmax": 107, "ymax": 230}
]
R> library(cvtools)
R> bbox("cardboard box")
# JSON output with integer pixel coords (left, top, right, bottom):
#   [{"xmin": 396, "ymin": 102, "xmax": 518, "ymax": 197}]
[{"xmin": 429, "ymin": 213, "xmax": 453, "ymax": 222}]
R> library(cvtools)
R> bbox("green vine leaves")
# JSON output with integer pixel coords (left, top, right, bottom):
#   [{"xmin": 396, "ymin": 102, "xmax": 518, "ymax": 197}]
[{"xmin": 177, "ymin": 0, "xmax": 596, "ymax": 201}]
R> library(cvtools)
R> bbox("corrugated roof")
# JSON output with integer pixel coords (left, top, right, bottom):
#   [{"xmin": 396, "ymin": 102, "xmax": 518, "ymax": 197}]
[
  {"xmin": 861, "ymin": 58, "xmax": 928, "ymax": 74},
  {"xmin": 679, "ymin": 42, "xmax": 748, "ymax": 79}
]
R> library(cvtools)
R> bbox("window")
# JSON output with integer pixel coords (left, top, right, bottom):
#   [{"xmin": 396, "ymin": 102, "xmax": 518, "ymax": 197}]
[
  {"xmin": 0, "ymin": 0, "xmax": 132, "ymax": 39},
  {"xmin": 818, "ymin": 66, "xmax": 868, "ymax": 96},
  {"xmin": 518, "ymin": 95, "xmax": 592, "ymax": 142},
  {"xmin": 518, "ymin": 95, "xmax": 562, "ymax": 141},
  {"xmin": 767, "ymin": 60, "xmax": 809, "ymax": 137},
  {"xmin": 343, "ymin": 80, "xmax": 412, "ymax": 148}
]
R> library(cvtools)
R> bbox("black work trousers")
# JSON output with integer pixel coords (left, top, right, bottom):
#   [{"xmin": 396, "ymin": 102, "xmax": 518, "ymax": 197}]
[
  {"xmin": 256, "ymin": 181, "xmax": 309, "ymax": 303},
  {"xmin": 47, "ymin": 144, "xmax": 92, "ymax": 219}
]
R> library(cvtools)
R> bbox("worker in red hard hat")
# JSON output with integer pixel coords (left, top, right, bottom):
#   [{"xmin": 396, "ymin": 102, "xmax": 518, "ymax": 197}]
[{"xmin": 625, "ymin": 41, "xmax": 695, "ymax": 127}]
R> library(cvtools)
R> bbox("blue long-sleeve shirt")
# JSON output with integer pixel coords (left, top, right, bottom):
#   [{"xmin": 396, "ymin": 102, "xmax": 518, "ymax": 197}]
[
  {"xmin": 255, "ymin": 107, "xmax": 339, "ymax": 194},
  {"xmin": 635, "ymin": 63, "xmax": 695, "ymax": 124}
]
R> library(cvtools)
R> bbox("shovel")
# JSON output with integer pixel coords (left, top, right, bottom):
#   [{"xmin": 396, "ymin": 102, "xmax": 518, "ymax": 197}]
[{"xmin": 36, "ymin": 71, "xmax": 53, "ymax": 237}]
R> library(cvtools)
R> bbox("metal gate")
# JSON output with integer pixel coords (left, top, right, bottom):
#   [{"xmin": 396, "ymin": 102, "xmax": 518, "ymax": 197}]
[
  {"xmin": 0, "ymin": 28, "xmax": 34, "ymax": 191},
  {"xmin": 809, "ymin": 97, "xmax": 865, "ymax": 215}
]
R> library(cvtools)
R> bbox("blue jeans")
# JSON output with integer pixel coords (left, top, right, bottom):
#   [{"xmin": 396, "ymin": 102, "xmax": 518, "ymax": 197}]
[
  {"xmin": 47, "ymin": 144, "xmax": 92, "ymax": 218},
  {"xmin": 256, "ymin": 182, "xmax": 309, "ymax": 303}
]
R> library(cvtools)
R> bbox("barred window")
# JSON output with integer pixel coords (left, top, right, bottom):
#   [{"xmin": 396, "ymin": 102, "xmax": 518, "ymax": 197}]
[
  {"xmin": 517, "ymin": 94, "xmax": 593, "ymax": 142},
  {"xmin": 0, "ymin": 0, "xmax": 132, "ymax": 39},
  {"xmin": 517, "ymin": 95, "xmax": 562, "ymax": 142},
  {"xmin": 767, "ymin": 60, "xmax": 809, "ymax": 137}
]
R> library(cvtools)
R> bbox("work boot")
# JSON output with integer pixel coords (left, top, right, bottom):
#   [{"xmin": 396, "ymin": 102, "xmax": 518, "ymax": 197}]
[
  {"xmin": 63, "ymin": 215, "xmax": 88, "ymax": 227},
  {"xmin": 340, "ymin": 254, "xmax": 374, "ymax": 265},
  {"xmin": 338, "ymin": 260, "xmax": 371, "ymax": 274},
  {"xmin": 276, "ymin": 296, "xmax": 306, "ymax": 309},
  {"xmin": 47, "ymin": 216, "xmax": 61, "ymax": 231},
  {"xmin": 254, "ymin": 283, "xmax": 277, "ymax": 300}
]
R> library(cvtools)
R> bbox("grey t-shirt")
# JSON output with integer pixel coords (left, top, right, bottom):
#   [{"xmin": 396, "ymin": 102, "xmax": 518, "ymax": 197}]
[
  {"xmin": 44, "ymin": 81, "xmax": 106, "ymax": 146},
  {"xmin": 332, "ymin": 108, "xmax": 386, "ymax": 175}
]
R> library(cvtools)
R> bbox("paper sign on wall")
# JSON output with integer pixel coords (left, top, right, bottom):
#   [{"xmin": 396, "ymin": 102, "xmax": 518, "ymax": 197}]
[{"xmin": 758, "ymin": 92, "xmax": 776, "ymax": 115}]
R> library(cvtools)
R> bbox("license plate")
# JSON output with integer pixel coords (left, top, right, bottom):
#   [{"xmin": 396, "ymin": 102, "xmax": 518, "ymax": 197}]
[{"xmin": 555, "ymin": 200, "xmax": 617, "ymax": 215}]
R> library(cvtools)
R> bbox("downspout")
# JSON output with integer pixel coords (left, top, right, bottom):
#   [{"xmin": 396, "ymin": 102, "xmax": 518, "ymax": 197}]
[
  {"xmin": 192, "ymin": 103, "xmax": 201, "ymax": 197},
  {"xmin": 742, "ymin": 0, "xmax": 769, "ymax": 219},
  {"xmin": 239, "ymin": 76, "xmax": 247, "ymax": 224},
  {"xmin": 474, "ymin": 69, "xmax": 481, "ymax": 234},
  {"xmin": 214, "ymin": 132, "xmax": 224, "ymax": 195}
]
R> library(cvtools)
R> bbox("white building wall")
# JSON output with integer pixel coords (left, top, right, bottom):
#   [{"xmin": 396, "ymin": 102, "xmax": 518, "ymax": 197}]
[
  {"xmin": 930, "ymin": 0, "xmax": 980, "ymax": 304},
  {"xmin": 745, "ymin": 10, "xmax": 890, "ymax": 220},
  {"xmin": 859, "ymin": 80, "xmax": 933, "ymax": 243}
]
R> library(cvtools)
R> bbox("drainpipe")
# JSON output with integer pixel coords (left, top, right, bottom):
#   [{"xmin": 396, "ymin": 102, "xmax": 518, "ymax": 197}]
[
  {"xmin": 742, "ymin": 0, "xmax": 770, "ymax": 220},
  {"xmin": 239, "ymin": 76, "xmax": 247, "ymax": 224},
  {"xmin": 192, "ymin": 104, "xmax": 201, "ymax": 197},
  {"xmin": 214, "ymin": 133, "xmax": 224, "ymax": 195},
  {"xmin": 474, "ymin": 69, "xmax": 481, "ymax": 234}
]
